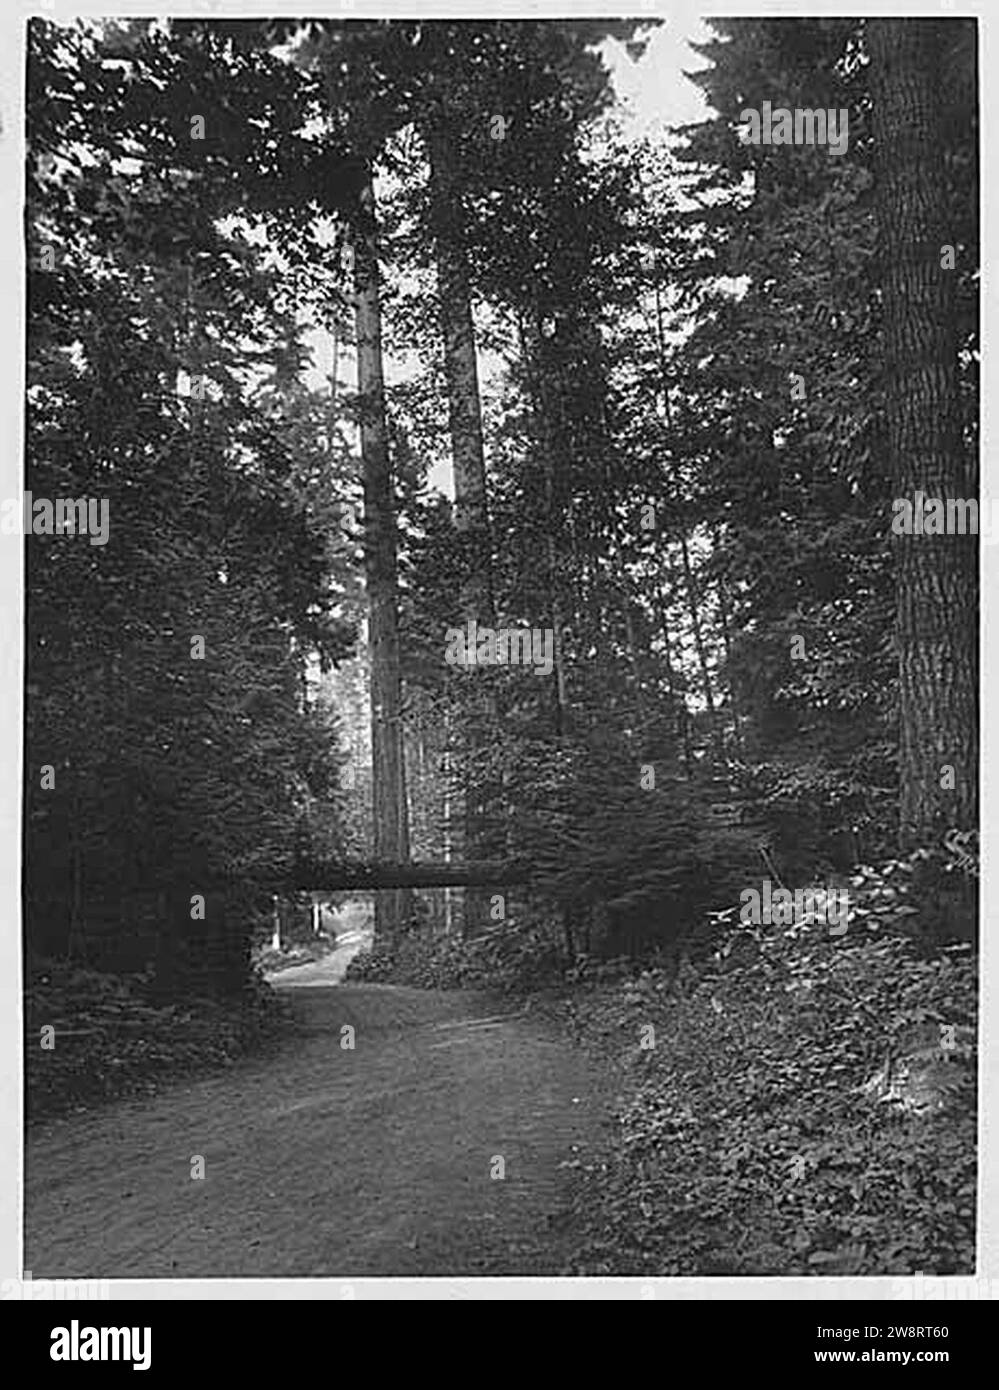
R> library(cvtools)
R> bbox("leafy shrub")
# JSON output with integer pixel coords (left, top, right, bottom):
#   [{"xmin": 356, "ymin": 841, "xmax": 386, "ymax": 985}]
[
  {"xmin": 344, "ymin": 937, "xmax": 405, "ymax": 985},
  {"xmin": 842, "ymin": 838, "xmax": 978, "ymax": 948},
  {"xmin": 25, "ymin": 959, "xmax": 290, "ymax": 1120},
  {"xmin": 345, "ymin": 912, "xmax": 570, "ymax": 994},
  {"xmin": 565, "ymin": 902, "xmax": 976, "ymax": 1276},
  {"xmin": 741, "ymin": 752, "xmax": 899, "ymax": 875},
  {"xmin": 511, "ymin": 759, "xmax": 766, "ymax": 961}
]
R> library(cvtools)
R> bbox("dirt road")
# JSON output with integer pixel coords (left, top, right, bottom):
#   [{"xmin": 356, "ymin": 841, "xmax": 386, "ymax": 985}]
[{"xmin": 25, "ymin": 976, "xmax": 606, "ymax": 1278}]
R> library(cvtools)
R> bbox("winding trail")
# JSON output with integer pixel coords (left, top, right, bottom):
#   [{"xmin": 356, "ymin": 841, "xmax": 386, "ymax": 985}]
[{"xmin": 25, "ymin": 960, "xmax": 607, "ymax": 1277}]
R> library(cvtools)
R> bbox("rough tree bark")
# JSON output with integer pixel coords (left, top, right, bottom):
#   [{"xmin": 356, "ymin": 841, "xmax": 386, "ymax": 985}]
[
  {"xmin": 351, "ymin": 168, "xmax": 410, "ymax": 939},
  {"xmin": 425, "ymin": 119, "xmax": 495, "ymax": 619},
  {"xmin": 519, "ymin": 313, "xmax": 570, "ymax": 732},
  {"xmin": 426, "ymin": 118, "xmax": 498, "ymax": 936},
  {"xmin": 869, "ymin": 19, "xmax": 978, "ymax": 847}
]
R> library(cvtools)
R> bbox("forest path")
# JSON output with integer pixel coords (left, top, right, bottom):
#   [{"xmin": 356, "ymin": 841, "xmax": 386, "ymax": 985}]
[
  {"xmin": 274, "ymin": 901, "xmax": 373, "ymax": 986},
  {"xmin": 25, "ymin": 981, "xmax": 607, "ymax": 1278}
]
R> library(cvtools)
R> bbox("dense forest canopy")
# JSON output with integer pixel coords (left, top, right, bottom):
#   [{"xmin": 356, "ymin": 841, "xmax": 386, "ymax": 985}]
[{"xmin": 24, "ymin": 14, "xmax": 978, "ymax": 979}]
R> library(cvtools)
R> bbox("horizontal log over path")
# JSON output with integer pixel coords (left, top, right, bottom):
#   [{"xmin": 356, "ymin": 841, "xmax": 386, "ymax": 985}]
[
  {"xmin": 288, "ymin": 860, "xmax": 530, "ymax": 891},
  {"xmin": 28, "ymin": 861, "xmax": 532, "ymax": 895}
]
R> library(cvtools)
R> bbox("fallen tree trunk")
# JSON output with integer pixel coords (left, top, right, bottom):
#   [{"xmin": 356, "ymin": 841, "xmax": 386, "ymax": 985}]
[{"xmin": 288, "ymin": 859, "xmax": 528, "ymax": 892}]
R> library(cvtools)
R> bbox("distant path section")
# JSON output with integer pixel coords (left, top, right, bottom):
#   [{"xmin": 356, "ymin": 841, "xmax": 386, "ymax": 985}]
[{"xmin": 274, "ymin": 899, "xmax": 374, "ymax": 986}]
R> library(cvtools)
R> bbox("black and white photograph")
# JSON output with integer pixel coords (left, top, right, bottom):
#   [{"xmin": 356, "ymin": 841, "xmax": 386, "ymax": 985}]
[{"xmin": 3, "ymin": 1, "xmax": 989, "ymax": 1329}]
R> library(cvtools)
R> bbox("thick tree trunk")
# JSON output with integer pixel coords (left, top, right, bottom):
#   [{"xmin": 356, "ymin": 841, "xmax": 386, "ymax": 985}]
[
  {"xmin": 352, "ymin": 168, "xmax": 409, "ymax": 939},
  {"xmin": 426, "ymin": 118, "xmax": 496, "ymax": 937},
  {"xmin": 519, "ymin": 313, "xmax": 570, "ymax": 733},
  {"xmin": 869, "ymin": 19, "xmax": 978, "ymax": 847},
  {"xmin": 426, "ymin": 119, "xmax": 495, "ymax": 619},
  {"xmin": 442, "ymin": 703, "xmax": 454, "ymax": 935}
]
